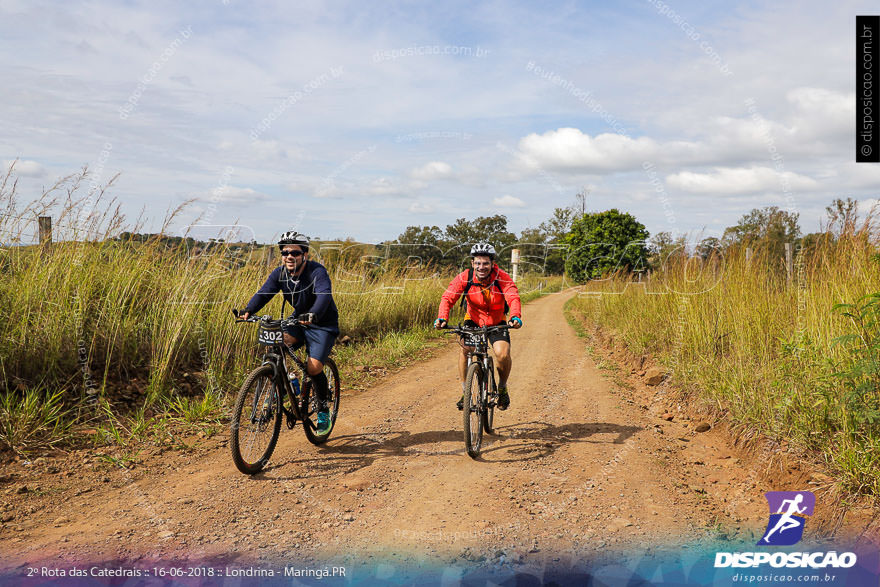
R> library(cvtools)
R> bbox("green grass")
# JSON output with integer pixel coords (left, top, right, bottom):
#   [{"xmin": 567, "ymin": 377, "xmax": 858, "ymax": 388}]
[
  {"xmin": 98, "ymin": 450, "xmax": 142, "ymax": 470},
  {"xmin": 566, "ymin": 234, "xmax": 880, "ymax": 497},
  {"xmin": 0, "ymin": 169, "xmax": 565, "ymax": 454},
  {"xmin": 163, "ymin": 389, "xmax": 225, "ymax": 424},
  {"xmin": 0, "ymin": 386, "xmax": 72, "ymax": 455}
]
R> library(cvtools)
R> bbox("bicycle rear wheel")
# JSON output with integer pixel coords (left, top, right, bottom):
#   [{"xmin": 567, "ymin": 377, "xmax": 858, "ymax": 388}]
[
  {"xmin": 302, "ymin": 358, "xmax": 341, "ymax": 445},
  {"xmin": 463, "ymin": 361, "xmax": 483, "ymax": 459},
  {"xmin": 230, "ymin": 365, "xmax": 282, "ymax": 474}
]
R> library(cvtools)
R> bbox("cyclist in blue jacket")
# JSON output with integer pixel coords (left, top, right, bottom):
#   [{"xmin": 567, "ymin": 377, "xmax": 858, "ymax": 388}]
[{"xmin": 239, "ymin": 231, "xmax": 338, "ymax": 432}]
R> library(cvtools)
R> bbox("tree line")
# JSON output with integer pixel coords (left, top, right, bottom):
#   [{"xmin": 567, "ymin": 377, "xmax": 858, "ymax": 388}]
[
  {"xmin": 383, "ymin": 196, "xmax": 875, "ymax": 282},
  {"xmin": 109, "ymin": 196, "xmax": 874, "ymax": 283}
]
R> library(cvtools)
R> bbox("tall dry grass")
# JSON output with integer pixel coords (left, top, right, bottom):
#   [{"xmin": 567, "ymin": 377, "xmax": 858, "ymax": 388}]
[
  {"xmin": 0, "ymin": 166, "xmax": 563, "ymax": 453},
  {"xmin": 568, "ymin": 222, "xmax": 880, "ymax": 496}
]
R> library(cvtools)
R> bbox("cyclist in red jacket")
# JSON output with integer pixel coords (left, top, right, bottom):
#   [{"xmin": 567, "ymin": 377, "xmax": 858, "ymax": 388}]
[{"xmin": 434, "ymin": 243, "xmax": 523, "ymax": 410}]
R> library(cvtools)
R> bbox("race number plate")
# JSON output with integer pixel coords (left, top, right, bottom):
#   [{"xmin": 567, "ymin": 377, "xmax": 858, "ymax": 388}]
[
  {"xmin": 258, "ymin": 327, "xmax": 283, "ymax": 346},
  {"xmin": 462, "ymin": 333, "xmax": 480, "ymax": 347}
]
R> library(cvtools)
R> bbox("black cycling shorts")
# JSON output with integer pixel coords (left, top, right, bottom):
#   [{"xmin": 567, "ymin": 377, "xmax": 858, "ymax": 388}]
[{"xmin": 460, "ymin": 320, "xmax": 510, "ymax": 347}]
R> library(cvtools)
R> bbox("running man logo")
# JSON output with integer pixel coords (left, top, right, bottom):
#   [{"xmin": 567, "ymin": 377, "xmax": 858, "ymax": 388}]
[{"xmin": 758, "ymin": 491, "xmax": 815, "ymax": 546}]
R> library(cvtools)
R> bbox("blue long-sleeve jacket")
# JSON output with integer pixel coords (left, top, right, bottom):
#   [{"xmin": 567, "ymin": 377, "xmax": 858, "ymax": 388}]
[{"xmin": 245, "ymin": 261, "xmax": 339, "ymax": 329}]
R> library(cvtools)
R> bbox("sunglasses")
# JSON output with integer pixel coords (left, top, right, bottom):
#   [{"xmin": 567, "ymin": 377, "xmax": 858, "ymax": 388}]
[{"xmin": 281, "ymin": 250, "xmax": 304, "ymax": 257}]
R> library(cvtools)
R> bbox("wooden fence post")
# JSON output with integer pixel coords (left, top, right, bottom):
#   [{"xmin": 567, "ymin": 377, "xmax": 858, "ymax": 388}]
[
  {"xmin": 38, "ymin": 216, "xmax": 52, "ymax": 245},
  {"xmin": 264, "ymin": 246, "xmax": 273, "ymax": 268},
  {"xmin": 511, "ymin": 248, "xmax": 520, "ymax": 282},
  {"xmin": 784, "ymin": 242, "xmax": 792, "ymax": 284}
]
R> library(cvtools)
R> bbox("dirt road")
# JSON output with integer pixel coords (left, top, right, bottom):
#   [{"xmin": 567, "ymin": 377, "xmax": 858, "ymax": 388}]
[{"xmin": 2, "ymin": 289, "xmax": 858, "ymax": 574}]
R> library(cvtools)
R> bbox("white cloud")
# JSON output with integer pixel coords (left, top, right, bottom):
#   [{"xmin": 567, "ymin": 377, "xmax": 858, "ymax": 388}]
[
  {"xmin": 1, "ymin": 0, "xmax": 875, "ymax": 242},
  {"xmin": 307, "ymin": 176, "xmax": 425, "ymax": 199},
  {"xmin": 4, "ymin": 159, "xmax": 46, "ymax": 177},
  {"xmin": 509, "ymin": 85, "xmax": 856, "ymax": 181},
  {"xmin": 665, "ymin": 167, "xmax": 819, "ymax": 194},
  {"xmin": 251, "ymin": 139, "xmax": 308, "ymax": 161},
  {"xmin": 312, "ymin": 180, "xmax": 342, "ymax": 199},
  {"xmin": 284, "ymin": 178, "xmax": 319, "ymax": 194},
  {"xmin": 817, "ymin": 161, "xmax": 880, "ymax": 191},
  {"xmin": 408, "ymin": 201, "xmax": 435, "ymax": 213},
  {"xmin": 207, "ymin": 186, "xmax": 270, "ymax": 205},
  {"xmin": 218, "ymin": 138, "xmax": 308, "ymax": 162},
  {"xmin": 786, "ymin": 87, "xmax": 853, "ymax": 141},
  {"xmin": 410, "ymin": 161, "xmax": 453, "ymax": 180},
  {"xmin": 367, "ymin": 177, "xmax": 399, "ymax": 196},
  {"xmin": 857, "ymin": 198, "xmax": 880, "ymax": 216},
  {"xmin": 515, "ymin": 128, "xmax": 659, "ymax": 172},
  {"xmin": 492, "ymin": 194, "xmax": 526, "ymax": 208}
]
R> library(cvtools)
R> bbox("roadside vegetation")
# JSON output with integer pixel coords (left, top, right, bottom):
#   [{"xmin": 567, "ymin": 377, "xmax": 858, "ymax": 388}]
[
  {"xmin": 567, "ymin": 199, "xmax": 880, "ymax": 497},
  {"xmin": 15, "ymin": 161, "xmax": 877, "ymax": 502},
  {"xmin": 0, "ymin": 166, "xmax": 564, "ymax": 459}
]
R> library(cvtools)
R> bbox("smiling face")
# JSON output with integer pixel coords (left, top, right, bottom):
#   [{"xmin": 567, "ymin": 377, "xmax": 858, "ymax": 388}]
[
  {"xmin": 281, "ymin": 244, "xmax": 307, "ymax": 274},
  {"xmin": 471, "ymin": 255, "xmax": 493, "ymax": 280}
]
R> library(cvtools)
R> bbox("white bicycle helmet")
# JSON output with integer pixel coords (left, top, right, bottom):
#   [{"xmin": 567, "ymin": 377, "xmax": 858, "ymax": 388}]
[
  {"xmin": 278, "ymin": 231, "xmax": 310, "ymax": 251},
  {"xmin": 470, "ymin": 242, "xmax": 496, "ymax": 259}
]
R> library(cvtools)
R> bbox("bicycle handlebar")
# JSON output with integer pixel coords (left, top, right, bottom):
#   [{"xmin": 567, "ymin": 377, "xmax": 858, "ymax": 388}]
[
  {"xmin": 442, "ymin": 323, "xmax": 511, "ymax": 335},
  {"xmin": 231, "ymin": 309, "xmax": 310, "ymax": 328}
]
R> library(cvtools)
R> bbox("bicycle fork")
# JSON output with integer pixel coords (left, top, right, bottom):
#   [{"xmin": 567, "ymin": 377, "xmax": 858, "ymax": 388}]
[{"xmin": 484, "ymin": 357, "xmax": 497, "ymax": 407}]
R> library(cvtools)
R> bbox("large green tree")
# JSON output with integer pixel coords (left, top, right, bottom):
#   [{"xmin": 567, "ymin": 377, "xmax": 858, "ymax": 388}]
[
  {"xmin": 648, "ymin": 231, "xmax": 688, "ymax": 268},
  {"xmin": 564, "ymin": 209, "xmax": 649, "ymax": 282},
  {"xmin": 516, "ymin": 207, "xmax": 575, "ymax": 275},
  {"xmin": 824, "ymin": 197, "xmax": 864, "ymax": 237},
  {"xmin": 539, "ymin": 207, "xmax": 576, "ymax": 240},
  {"xmin": 696, "ymin": 236, "xmax": 722, "ymax": 261},
  {"xmin": 444, "ymin": 214, "xmax": 516, "ymax": 264},
  {"xmin": 384, "ymin": 225, "xmax": 445, "ymax": 268},
  {"xmin": 798, "ymin": 197, "xmax": 866, "ymax": 259},
  {"xmin": 722, "ymin": 206, "xmax": 800, "ymax": 260}
]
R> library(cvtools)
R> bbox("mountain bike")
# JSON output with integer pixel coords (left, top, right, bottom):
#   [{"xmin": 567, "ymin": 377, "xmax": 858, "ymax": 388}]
[
  {"xmin": 444, "ymin": 323, "xmax": 510, "ymax": 459},
  {"xmin": 229, "ymin": 310, "xmax": 340, "ymax": 474}
]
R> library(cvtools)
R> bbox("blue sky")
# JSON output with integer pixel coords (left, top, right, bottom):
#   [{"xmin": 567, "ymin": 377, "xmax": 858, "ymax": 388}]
[{"xmin": 2, "ymin": 0, "xmax": 878, "ymax": 243}]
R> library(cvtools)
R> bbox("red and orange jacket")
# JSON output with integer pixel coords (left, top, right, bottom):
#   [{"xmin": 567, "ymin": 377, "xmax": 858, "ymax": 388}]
[{"xmin": 438, "ymin": 264, "xmax": 522, "ymax": 326}]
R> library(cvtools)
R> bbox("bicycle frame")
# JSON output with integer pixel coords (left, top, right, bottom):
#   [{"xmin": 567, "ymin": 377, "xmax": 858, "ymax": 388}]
[
  {"xmin": 462, "ymin": 335, "xmax": 496, "ymax": 409},
  {"xmin": 239, "ymin": 314, "xmax": 311, "ymax": 424},
  {"xmin": 230, "ymin": 310, "xmax": 341, "ymax": 474},
  {"xmin": 448, "ymin": 323, "xmax": 509, "ymax": 408},
  {"xmin": 445, "ymin": 323, "xmax": 510, "ymax": 458}
]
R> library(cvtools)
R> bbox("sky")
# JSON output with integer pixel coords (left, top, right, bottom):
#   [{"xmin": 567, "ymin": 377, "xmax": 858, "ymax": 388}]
[{"xmin": 1, "ymin": 0, "xmax": 879, "ymax": 244}]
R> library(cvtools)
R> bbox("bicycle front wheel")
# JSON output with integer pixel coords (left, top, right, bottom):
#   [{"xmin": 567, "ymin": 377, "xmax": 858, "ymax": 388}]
[
  {"xmin": 230, "ymin": 365, "xmax": 282, "ymax": 474},
  {"xmin": 302, "ymin": 358, "xmax": 341, "ymax": 445},
  {"xmin": 463, "ymin": 361, "xmax": 484, "ymax": 459},
  {"xmin": 483, "ymin": 367, "xmax": 496, "ymax": 435}
]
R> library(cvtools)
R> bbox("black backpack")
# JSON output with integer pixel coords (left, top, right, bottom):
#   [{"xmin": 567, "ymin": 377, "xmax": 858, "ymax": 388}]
[{"xmin": 459, "ymin": 268, "xmax": 509, "ymax": 314}]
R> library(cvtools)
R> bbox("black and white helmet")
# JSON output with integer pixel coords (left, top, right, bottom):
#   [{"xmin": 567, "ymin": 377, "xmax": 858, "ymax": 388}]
[
  {"xmin": 278, "ymin": 231, "xmax": 310, "ymax": 251},
  {"xmin": 470, "ymin": 242, "xmax": 496, "ymax": 259}
]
